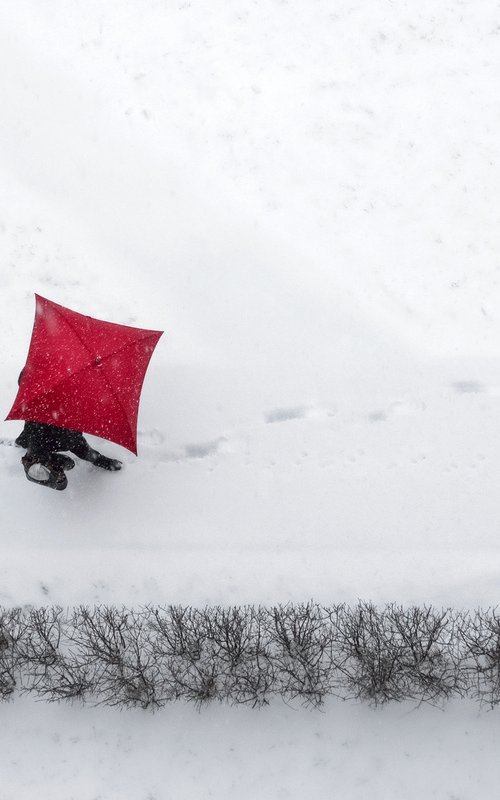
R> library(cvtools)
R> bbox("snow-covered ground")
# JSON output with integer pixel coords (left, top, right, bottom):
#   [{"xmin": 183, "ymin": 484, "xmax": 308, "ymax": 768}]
[
  {"xmin": 1, "ymin": 1, "xmax": 500, "ymax": 797},
  {"xmin": 1, "ymin": 697, "xmax": 498, "ymax": 800}
]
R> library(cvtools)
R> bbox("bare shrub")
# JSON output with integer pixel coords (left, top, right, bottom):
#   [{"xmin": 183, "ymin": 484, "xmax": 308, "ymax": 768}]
[
  {"xmin": 72, "ymin": 606, "xmax": 160, "ymax": 709},
  {"xmin": 266, "ymin": 602, "xmax": 334, "ymax": 707},
  {"xmin": 328, "ymin": 603, "xmax": 462, "ymax": 706},
  {"xmin": 0, "ymin": 607, "xmax": 23, "ymax": 699},
  {"xmin": 16, "ymin": 606, "xmax": 93, "ymax": 703},
  {"xmin": 205, "ymin": 605, "xmax": 276, "ymax": 707},
  {"xmin": 458, "ymin": 607, "xmax": 500, "ymax": 707},
  {"xmin": 148, "ymin": 605, "xmax": 218, "ymax": 706},
  {"xmin": 0, "ymin": 603, "xmax": 493, "ymax": 710}
]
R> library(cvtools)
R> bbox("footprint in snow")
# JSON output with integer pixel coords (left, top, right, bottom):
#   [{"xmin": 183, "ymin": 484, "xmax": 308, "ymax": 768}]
[
  {"xmin": 151, "ymin": 437, "xmax": 227, "ymax": 464},
  {"xmin": 184, "ymin": 437, "xmax": 226, "ymax": 459},
  {"xmin": 265, "ymin": 406, "xmax": 308, "ymax": 424},
  {"xmin": 368, "ymin": 399, "xmax": 426, "ymax": 423},
  {"xmin": 452, "ymin": 381, "xmax": 485, "ymax": 394},
  {"xmin": 368, "ymin": 411, "xmax": 387, "ymax": 423},
  {"xmin": 138, "ymin": 428, "xmax": 165, "ymax": 446}
]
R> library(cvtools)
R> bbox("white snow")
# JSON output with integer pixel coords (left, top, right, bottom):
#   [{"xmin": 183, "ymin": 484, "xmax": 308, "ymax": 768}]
[
  {"xmin": 1, "ymin": 0, "xmax": 500, "ymax": 797},
  {"xmin": 1, "ymin": 698, "xmax": 498, "ymax": 800}
]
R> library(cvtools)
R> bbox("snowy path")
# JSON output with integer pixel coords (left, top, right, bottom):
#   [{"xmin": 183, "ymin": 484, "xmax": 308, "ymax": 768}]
[{"xmin": 2, "ymin": 377, "xmax": 500, "ymax": 607}]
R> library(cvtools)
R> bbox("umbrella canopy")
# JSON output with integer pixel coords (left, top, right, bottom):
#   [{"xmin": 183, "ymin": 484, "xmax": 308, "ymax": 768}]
[{"xmin": 6, "ymin": 294, "xmax": 163, "ymax": 454}]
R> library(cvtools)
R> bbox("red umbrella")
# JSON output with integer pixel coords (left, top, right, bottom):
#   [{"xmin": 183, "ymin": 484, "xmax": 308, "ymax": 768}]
[{"xmin": 6, "ymin": 294, "xmax": 163, "ymax": 454}]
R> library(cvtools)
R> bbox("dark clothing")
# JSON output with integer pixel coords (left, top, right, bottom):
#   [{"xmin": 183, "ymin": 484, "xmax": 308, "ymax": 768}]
[
  {"xmin": 16, "ymin": 421, "xmax": 121, "ymax": 470},
  {"xmin": 17, "ymin": 421, "xmax": 92, "ymax": 457}
]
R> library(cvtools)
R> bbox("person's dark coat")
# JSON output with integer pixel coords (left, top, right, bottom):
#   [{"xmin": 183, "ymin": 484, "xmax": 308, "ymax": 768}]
[{"xmin": 16, "ymin": 421, "xmax": 121, "ymax": 470}]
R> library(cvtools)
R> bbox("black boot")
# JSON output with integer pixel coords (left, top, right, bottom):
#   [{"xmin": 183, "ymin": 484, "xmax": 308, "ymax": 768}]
[
  {"xmin": 91, "ymin": 453, "xmax": 122, "ymax": 471},
  {"xmin": 22, "ymin": 455, "xmax": 68, "ymax": 491},
  {"xmin": 49, "ymin": 453, "xmax": 76, "ymax": 471}
]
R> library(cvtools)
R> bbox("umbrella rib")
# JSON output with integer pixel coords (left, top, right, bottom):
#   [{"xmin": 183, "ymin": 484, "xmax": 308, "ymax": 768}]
[
  {"xmin": 52, "ymin": 303, "xmax": 160, "ymax": 368},
  {"xmin": 50, "ymin": 302, "xmax": 95, "ymax": 358},
  {"xmin": 94, "ymin": 336, "xmax": 161, "ymax": 449},
  {"xmin": 21, "ymin": 332, "xmax": 159, "ymax": 403}
]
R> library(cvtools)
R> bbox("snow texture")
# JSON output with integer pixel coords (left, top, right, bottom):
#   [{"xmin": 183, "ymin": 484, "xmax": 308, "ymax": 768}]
[{"xmin": 1, "ymin": 0, "xmax": 500, "ymax": 797}]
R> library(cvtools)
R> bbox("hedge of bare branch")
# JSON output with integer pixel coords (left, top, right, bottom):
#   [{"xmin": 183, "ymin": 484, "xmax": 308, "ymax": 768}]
[{"xmin": 1, "ymin": 603, "xmax": 500, "ymax": 709}]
